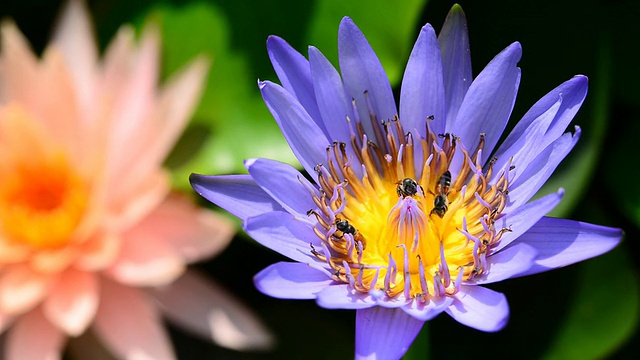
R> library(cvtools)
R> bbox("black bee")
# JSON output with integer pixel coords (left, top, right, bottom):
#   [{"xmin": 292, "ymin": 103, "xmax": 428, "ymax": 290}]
[
  {"xmin": 336, "ymin": 219, "xmax": 357, "ymax": 236},
  {"xmin": 335, "ymin": 219, "xmax": 366, "ymax": 252},
  {"xmin": 430, "ymin": 170, "xmax": 451, "ymax": 217},
  {"xmin": 396, "ymin": 178, "xmax": 423, "ymax": 198}
]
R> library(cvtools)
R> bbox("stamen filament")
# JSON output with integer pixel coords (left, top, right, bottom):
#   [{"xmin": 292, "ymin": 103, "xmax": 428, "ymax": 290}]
[{"xmin": 306, "ymin": 107, "xmax": 510, "ymax": 301}]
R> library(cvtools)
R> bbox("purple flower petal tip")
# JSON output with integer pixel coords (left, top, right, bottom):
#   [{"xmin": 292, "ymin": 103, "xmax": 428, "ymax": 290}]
[
  {"xmin": 340, "ymin": 16, "xmax": 356, "ymax": 27},
  {"xmin": 254, "ymin": 262, "xmax": 331, "ymax": 299},
  {"xmin": 266, "ymin": 35, "xmax": 284, "ymax": 48},
  {"xmin": 507, "ymin": 218, "xmax": 623, "ymax": 277},
  {"xmin": 446, "ymin": 286, "xmax": 509, "ymax": 332}
]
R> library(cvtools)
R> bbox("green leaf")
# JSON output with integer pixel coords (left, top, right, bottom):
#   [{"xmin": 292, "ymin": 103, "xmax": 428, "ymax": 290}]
[
  {"xmin": 306, "ymin": 0, "xmax": 428, "ymax": 86},
  {"xmin": 542, "ymin": 245, "xmax": 639, "ymax": 360},
  {"xmin": 144, "ymin": 2, "xmax": 297, "ymax": 188}
]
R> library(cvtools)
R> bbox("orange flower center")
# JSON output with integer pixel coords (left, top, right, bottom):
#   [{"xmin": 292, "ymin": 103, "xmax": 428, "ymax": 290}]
[{"xmin": 0, "ymin": 105, "xmax": 88, "ymax": 249}]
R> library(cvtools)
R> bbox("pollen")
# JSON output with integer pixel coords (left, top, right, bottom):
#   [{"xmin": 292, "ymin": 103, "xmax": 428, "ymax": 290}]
[
  {"xmin": 306, "ymin": 105, "xmax": 512, "ymax": 302},
  {"xmin": 0, "ymin": 105, "xmax": 89, "ymax": 250}
]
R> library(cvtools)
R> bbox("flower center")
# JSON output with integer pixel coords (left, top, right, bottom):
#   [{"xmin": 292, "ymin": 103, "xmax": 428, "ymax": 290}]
[
  {"xmin": 0, "ymin": 105, "xmax": 89, "ymax": 249},
  {"xmin": 307, "ymin": 112, "xmax": 512, "ymax": 301}
]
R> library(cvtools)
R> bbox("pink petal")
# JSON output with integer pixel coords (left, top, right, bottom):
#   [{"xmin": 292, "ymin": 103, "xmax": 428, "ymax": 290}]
[
  {"xmin": 0, "ymin": 25, "xmax": 80, "ymax": 154},
  {"xmin": 5, "ymin": 307, "xmax": 64, "ymax": 360},
  {"xmin": 0, "ymin": 239, "xmax": 30, "ymax": 264},
  {"xmin": 33, "ymin": 50, "xmax": 80, "ymax": 155},
  {"xmin": 0, "ymin": 105, "xmax": 55, "ymax": 168},
  {"xmin": 106, "ymin": 194, "xmax": 229, "ymax": 287},
  {"xmin": 0, "ymin": 309, "xmax": 15, "ymax": 333},
  {"xmin": 112, "ymin": 56, "xmax": 209, "ymax": 202},
  {"xmin": 101, "ymin": 26, "xmax": 137, "ymax": 87},
  {"xmin": 0, "ymin": 264, "xmax": 52, "ymax": 314},
  {"xmin": 106, "ymin": 170, "xmax": 170, "ymax": 231},
  {"xmin": 140, "ymin": 195, "xmax": 235, "ymax": 263},
  {"xmin": 30, "ymin": 245, "xmax": 78, "ymax": 274},
  {"xmin": 105, "ymin": 220, "xmax": 185, "ymax": 286},
  {"xmin": 152, "ymin": 271, "xmax": 274, "ymax": 351},
  {"xmin": 43, "ymin": 268, "xmax": 98, "ymax": 336},
  {"xmin": 148, "ymin": 55, "xmax": 209, "ymax": 166},
  {"xmin": 0, "ymin": 22, "xmax": 40, "ymax": 104},
  {"xmin": 50, "ymin": 0, "xmax": 98, "ymax": 114},
  {"xmin": 103, "ymin": 27, "xmax": 160, "ymax": 187},
  {"xmin": 93, "ymin": 278, "xmax": 175, "ymax": 360},
  {"xmin": 75, "ymin": 232, "xmax": 121, "ymax": 272}
]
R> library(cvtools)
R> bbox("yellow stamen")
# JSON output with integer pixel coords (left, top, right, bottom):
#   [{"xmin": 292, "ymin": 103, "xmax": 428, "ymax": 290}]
[{"xmin": 308, "ymin": 116, "xmax": 511, "ymax": 301}]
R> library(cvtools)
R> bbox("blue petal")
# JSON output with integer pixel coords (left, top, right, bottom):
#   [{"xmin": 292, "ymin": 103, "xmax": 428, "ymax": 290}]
[
  {"xmin": 447, "ymin": 42, "xmax": 522, "ymax": 158},
  {"xmin": 355, "ymin": 307, "xmax": 425, "ymax": 360},
  {"xmin": 492, "ymin": 98, "xmax": 562, "ymax": 182},
  {"xmin": 400, "ymin": 24, "xmax": 446, "ymax": 138},
  {"xmin": 445, "ymin": 285, "xmax": 509, "ymax": 332},
  {"xmin": 254, "ymin": 262, "xmax": 332, "ymax": 299},
  {"xmin": 438, "ymin": 4, "xmax": 472, "ymax": 125},
  {"xmin": 189, "ymin": 173, "xmax": 284, "ymax": 221},
  {"xmin": 259, "ymin": 81, "xmax": 329, "ymax": 179},
  {"xmin": 507, "ymin": 127, "xmax": 580, "ymax": 210},
  {"xmin": 309, "ymin": 46, "xmax": 354, "ymax": 144},
  {"xmin": 372, "ymin": 294, "xmax": 411, "ymax": 309},
  {"xmin": 267, "ymin": 36, "xmax": 327, "ymax": 136},
  {"xmin": 473, "ymin": 242, "xmax": 537, "ymax": 284},
  {"xmin": 505, "ymin": 217, "xmax": 623, "ymax": 277},
  {"xmin": 245, "ymin": 158, "xmax": 318, "ymax": 224},
  {"xmin": 338, "ymin": 17, "xmax": 398, "ymax": 143},
  {"xmin": 493, "ymin": 75, "xmax": 588, "ymax": 174},
  {"xmin": 309, "ymin": 46, "xmax": 362, "ymax": 178},
  {"xmin": 401, "ymin": 296, "xmax": 453, "ymax": 321},
  {"xmin": 494, "ymin": 189, "xmax": 564, "ymax": 252},
  {"xmin": 243, "ymin": 211, "xmax": 320, "ymax": 263},
  {"xmin": 315, "ymin": 284, "xmax": 376, "ymax": 310}
]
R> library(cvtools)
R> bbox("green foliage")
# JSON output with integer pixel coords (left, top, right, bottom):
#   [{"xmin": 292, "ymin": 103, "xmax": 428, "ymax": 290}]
[{"xmin": 543, "ymin": 247, "xmax": 639, "ymax": 360}]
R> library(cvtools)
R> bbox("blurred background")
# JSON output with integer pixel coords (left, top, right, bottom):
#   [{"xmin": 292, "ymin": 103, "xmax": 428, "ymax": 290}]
[{"xmin": 0, "ymin": 0, "xmax": 638, "ymax": 358}]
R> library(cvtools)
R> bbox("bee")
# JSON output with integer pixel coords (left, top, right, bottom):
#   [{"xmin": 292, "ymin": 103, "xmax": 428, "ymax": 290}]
[
  {"xmin": 396, "ymin": 178, "xmax": 423, "ymax": 198},
  {"xmin": 334, "ymin": 219, "xmax": 365, "ymax": 252},
  {"xmin": 430, "ymin": 170, "xmax": 451, "ymax": 217},
  {"xmin": 335, "ymin": 219, "xmax": 357, "ymax": 237}
]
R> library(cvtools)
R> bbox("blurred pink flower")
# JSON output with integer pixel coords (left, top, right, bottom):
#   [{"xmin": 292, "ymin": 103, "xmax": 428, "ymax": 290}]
[{"xmin": 0, "ymin": 1, "xmax": 272, "ymax": 358}]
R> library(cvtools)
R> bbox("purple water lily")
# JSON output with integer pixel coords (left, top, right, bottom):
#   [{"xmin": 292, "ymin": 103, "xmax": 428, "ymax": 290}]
[{"xmin": 191, "ymin": 5, "xmax": 622, "ymax": 359}]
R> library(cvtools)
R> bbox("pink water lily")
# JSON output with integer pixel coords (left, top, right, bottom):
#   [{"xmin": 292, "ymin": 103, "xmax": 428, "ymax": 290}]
[
  {"xmin": 191, "ymin": 5, "xmax": 622, "ymax": 359},
  {"xmin": 0, "ymin": 1, "xmax": 271, "ymax": 358}
]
